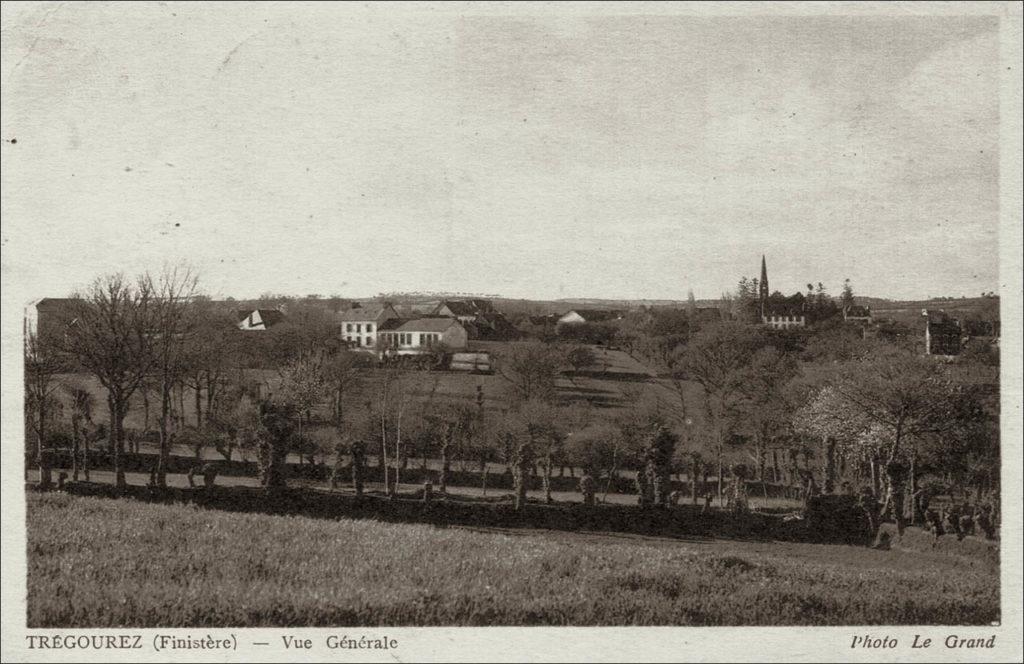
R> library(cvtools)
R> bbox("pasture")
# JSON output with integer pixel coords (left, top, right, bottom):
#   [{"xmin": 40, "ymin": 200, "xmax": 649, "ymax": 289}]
[
  {"xmin": 50, "ymin": 345, "xmax": 694, "ymax": 427},
  {"xmin": 27, "ymin": 492, "xmax": 999, "ymax": 627}
]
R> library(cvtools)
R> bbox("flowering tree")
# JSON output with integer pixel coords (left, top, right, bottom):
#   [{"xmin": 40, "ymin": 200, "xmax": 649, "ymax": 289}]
[{"xmin": 800, "ymin": 346, "xmax": 970, "ymax": 533}]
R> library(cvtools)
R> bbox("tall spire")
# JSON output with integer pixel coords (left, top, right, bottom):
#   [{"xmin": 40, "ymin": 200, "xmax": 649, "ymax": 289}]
[{"xmin": 759, "ymin": 255, "xmax": 769, "ymax": 318}]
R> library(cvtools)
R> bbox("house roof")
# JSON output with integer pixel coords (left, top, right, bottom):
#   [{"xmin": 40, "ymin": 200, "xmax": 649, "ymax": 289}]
[
  {"xmin": 467, "ymin": 299, "xmax": 493, "ymax": 312},
  {"xmin": 922, "ymin": 309, "xmax": 954, "ymax": 322},
  {"xmin": 562, "ymin": 309, "xmax": 623, "ymax": 323},
  {"xmin": 236, "ymin": 309, "xmax": 286, "ymax": 327},
  {"xmin": 338, "ymin": 305, "xmax": 397, "ymax": 322},
  {"xmin": 393, "ymin": 317, "xmax": 463, "ymax": 333},
  {"xmin": 35, "ymin": 297, "xmax": 80, "ymax": 308},
  {"xmin": 763, "ymin": 306, "xmax": 804, "ymax": 318},
  {"xmin": 435, "ymin": 300, "xmax": 479, "ymax": 316}
]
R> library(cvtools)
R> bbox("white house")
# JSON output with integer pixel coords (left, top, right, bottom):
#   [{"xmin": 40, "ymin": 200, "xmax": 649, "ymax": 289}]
[
  {"xmin": 762, "ymin": 313, "xmax": 806, "ymax": 330},
  {"xmin": 339, "ymin": 304, "xmax": 400, "ymax": 349}
]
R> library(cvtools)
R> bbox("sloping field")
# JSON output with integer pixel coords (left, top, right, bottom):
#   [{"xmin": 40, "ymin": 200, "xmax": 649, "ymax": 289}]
[
  {"xmin": 52, "ymin": 346, "xmax": 677, "ymax": 428},
  {"xmin": 27, "ymin": 492, "xmax": 998, "ymax": 627}
]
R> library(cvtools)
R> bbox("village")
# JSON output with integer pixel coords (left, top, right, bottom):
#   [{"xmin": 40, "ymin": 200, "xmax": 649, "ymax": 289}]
[
  {"xmin": 9, "ymin": 4, "xmax": 1011, "ymax": 640},
  {"xmin": 21, "ymin": 257, "xmax": 1003, "ymax": 629},
  {"xmin": 23, "ymin": 254, "xmax": 1001, "ymax": 513}
]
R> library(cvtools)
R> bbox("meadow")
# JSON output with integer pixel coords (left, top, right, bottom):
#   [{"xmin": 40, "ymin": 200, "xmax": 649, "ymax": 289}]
[{"xmin": 27, "ymin": 492, "xmax": 999, "ymax": 627}]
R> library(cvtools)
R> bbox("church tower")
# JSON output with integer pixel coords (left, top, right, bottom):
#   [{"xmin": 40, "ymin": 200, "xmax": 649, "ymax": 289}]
[{"xmin": 759, "ymin": 255, "xmax": 769, "ymax": 319}]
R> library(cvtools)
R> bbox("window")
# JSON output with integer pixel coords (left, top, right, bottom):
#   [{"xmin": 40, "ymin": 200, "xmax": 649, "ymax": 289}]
[
  {"xmin": 366, "ymin": 324, "xmax": 374, "ymax": 333},
  {"xmin": 346, "ymin": 324, "xmax": 353, "ymax": 332},
  {"xmin": 356, "ymin": 324, "xmax": 362, "ymax": 333}
]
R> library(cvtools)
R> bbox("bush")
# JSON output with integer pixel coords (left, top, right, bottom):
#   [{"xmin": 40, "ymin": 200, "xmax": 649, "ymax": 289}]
[
  {"xmin": 805, "ymin": 494, "xmax": 875, "ymax": 545},
  {"xmin": 45, "ymin": 431, "xmax": 74, "ymax": 451}
]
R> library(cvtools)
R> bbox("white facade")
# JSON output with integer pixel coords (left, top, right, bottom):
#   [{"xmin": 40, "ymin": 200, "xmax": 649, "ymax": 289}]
[
  {"xmin": 339, "ymin": 304, "xmax": 400, "ymax": 348},
  {"xmin": 762, "ymin": 314, "xmax": 806, "ymax": 330},
  {"xmin": 342, "ymin": 320, "xmax": 380, "ymax": 348},
  {"xmin": 378, "ymin": 319, "xmax": 468, "ymax": 355}
]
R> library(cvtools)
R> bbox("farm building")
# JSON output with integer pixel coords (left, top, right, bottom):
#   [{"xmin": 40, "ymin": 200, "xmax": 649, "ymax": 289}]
[
  {"xmin": 24, "ymin": 297, "xmax": 79, "ymax": 339},
  {"xmin": 432, "ymin": 299, "xmax": 492, "ymax": 323},
  {"xmin": 378, "ymin": 317, "xmax": 468, "ymax": 355},
  {"xmin": 449, "ymin": 351, "xmax": 494, "ymax": 374},
  {"xmin": 432, "ymin": 299, "xmax": 517, "ymax": 340}
]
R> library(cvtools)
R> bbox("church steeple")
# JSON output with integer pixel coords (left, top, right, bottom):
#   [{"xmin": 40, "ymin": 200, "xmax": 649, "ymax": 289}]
[{"xmin": 759, "ymin": 255, "xmax": 769, "ymax": 318}]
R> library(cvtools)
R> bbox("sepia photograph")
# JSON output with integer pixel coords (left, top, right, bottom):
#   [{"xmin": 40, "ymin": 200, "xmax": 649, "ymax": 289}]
[{"xmin": 2, "ymin": 1, "xmax": 1022, "ymax": 661}]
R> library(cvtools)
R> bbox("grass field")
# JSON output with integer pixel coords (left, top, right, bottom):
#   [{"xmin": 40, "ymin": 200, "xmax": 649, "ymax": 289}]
[{"xmin": 27, "ymin": 492, "xmax": 999, "ymax": 627}]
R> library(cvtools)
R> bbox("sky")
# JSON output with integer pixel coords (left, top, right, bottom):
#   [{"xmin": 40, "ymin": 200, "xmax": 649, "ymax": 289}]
[{"xmin": 0, "ymin": 4, "xmax": 1002, "ymax": 302}]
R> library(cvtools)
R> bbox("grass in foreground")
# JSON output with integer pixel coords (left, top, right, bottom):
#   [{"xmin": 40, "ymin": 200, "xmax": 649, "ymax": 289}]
[{"xmin": 27, "ymin": 492, "xmax": 998, "ymax": 627}]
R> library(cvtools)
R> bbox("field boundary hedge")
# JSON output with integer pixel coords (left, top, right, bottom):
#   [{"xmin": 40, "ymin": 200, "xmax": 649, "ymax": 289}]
[
  {"xmin": 36, "ymin": 450, "xmax": 800, "ymax": 497},
  {"xmin": 45, "ymin": 481, "xmax": 873, "ymax": 545}
]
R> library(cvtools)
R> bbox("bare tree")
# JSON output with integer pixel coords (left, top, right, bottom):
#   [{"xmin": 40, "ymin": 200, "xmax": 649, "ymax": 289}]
[
  {"xmin": 496, "ymin": 341, "xmax": 565, "ymax": 403},
  {"xmin": 323, "ymin": 347, "xmax": 362, "ymax": 427},
  {"xmin": 145, "ymin": 265, "xmax": 200, "ymax": 487},
  {"xmin": 735, "ymin": 347, "xmax": 799, "ymax": 497},
  {"xmin": 183, "ymin": 305, "xmax": 238, "ymax": 432},
  {"xmin": 682, "ymin": 323, "xmax": 764, "ymax": 499},
  {"xmin": 59, "ymin": 274, "xmax": 155, "ymax": 490}
]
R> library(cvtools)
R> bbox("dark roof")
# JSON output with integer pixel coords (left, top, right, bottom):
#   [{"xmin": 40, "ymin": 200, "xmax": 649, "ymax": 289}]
[
  {"xmin": 35, "ymin": 297, "xmax": 79, "ymax": 308},
  {"xmin": 338, "ymin": 305, "xmax": 397, "ymax": 322},
  {"xmin": 435, "ymin": 300, "xmax": 479, "ymax": 316},
  {"xmin": 844, "ymin": 305, "xmax": 872, "ymax": 317},
  {"xmin": 763, "ymin": 306, "xmax": 804, "ymax": 318},
  {"xmin": 927, "ymin": 319, "xmax": 960, "ymax": 333},
  {"xmin": 394, "ymin": 317, "xmax": 463, "ymax": 333},
  {"xmin": 922, "ymin": 309, "xmax": 954, "ymax": 322}
]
